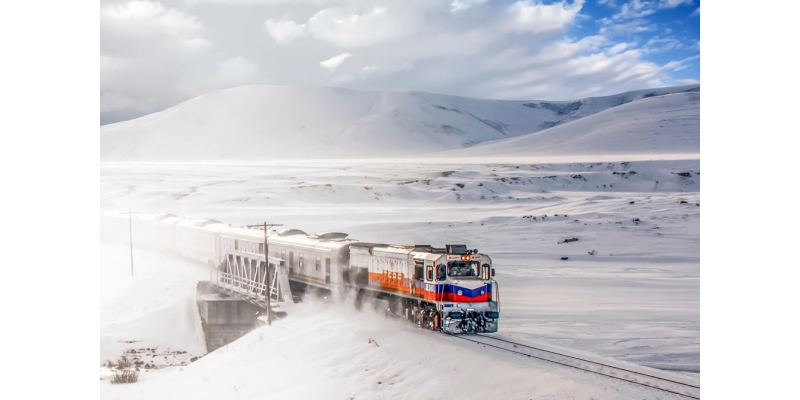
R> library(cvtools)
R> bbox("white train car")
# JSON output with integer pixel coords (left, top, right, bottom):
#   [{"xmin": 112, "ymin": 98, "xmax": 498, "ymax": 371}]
[
  {"xmin": 269, "ymin": 231, "xmax": 357, "ymax": 288},
  {"xmin": 176, "ymin": 218, "xmax": 228, "ymax": 265},
  {"xmin": 132, "ymin": 214, "xmax": 182, "ymax": 253},
  {"xmin": 100, "ymin": 211, "xmax": 133, "ymax": 244},
  {"xmin": 217, "ymin": 226, "xmax": 265, "ymax": 264},
  {"xmin": 99, "ymin": 212, "xmax": 501, "ymax": 334}
]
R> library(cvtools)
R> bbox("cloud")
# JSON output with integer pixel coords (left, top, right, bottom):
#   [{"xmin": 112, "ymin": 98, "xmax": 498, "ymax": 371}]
[
  {"xmin": 450, "ymin": 0, "xmax": 489, "ymax": 13},
  {"xmin": 216, "ymin": 57, "xmax": 259, "ymax": 84},
  {"xmin": 264, "ymin": 17, "xmax": 307, "ymax": 45},
  {"xmin": 183, "ymin": 0, "xmax": 333, "ymax": 4},
  {"xmin": 100, "ymin": 0, "xmax": 267, "ymax": 118},
  {"xmin": 643, "ymin": 36, "xmax": 683, "ymax": 53},
  {"xmin": 613, "ymin": 0, "xmax": 658, "ymax": 20},
  {"xmin": 599, "ymin": 19, "xmax": 658, "ymax": 36},
  {"xmin": 320, "ymin": 53, "xmax": 352, "ymax": 69},
  {"xmin": 606, "ymin": 42, "xmax": 628, "ymax": 55},
  {"xmin": 663, "ymin": 55, "xmax": 699, "ymax": 71},
  {"xmin": 691, "ymin": 7, "xmax": 699, "ymax": 17},
  {"xmin": 612, "ymin": 0, "xmax": 693, "ymax": 21},
  {"xmin": 101, "ymin": 0, "xmax": 205, "ymax": 42},
  {"xmin": 359, "ymin": 62, "xmax": 414, "ymax": 78},
  {"xmin": 506, "ymin": 0, "xmax": 584, "ymax": 34},
  {"xmin": 101, "ymin": 0, "xmax": 699, "ymax": 124},
  {"xmin": 308, "ymin": 6, "xmax": 418, "ymax": 47},
  {"xmin": 482, "ymin": 44, "xmax": 666, "ymax": 99},
  {"xmin": 659, "ymin": 0, "xmax": 692, "ymax": 8},
  {"xmin": 101, "ymin": 1, "xmax": 216, "ymax": 114}
]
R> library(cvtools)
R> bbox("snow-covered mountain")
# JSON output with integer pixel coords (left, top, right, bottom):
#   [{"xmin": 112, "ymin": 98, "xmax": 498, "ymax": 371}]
[
  {"xmin": 100, "ymin": 84, "xmax": 699, "ymax": 160},
  {"xmin": 441, "ymin": 88, "xmax": 700, "ymax": 159}
]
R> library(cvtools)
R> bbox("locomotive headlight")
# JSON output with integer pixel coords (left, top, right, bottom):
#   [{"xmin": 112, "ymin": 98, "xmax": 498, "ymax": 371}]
[{"xmin": 460, "ymin": 255, "xmax": 471, "ymax": 261}]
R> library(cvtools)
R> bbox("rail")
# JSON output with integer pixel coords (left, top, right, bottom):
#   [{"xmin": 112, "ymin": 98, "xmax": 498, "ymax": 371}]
[{"xmin": 446, "ymin": 333, "xmax": 700, "ymax": 399}]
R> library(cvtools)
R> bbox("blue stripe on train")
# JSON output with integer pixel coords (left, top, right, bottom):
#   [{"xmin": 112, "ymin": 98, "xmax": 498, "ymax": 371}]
[{"xmin": 422, "ymin": 283, "xmax": 491, "ymax": 298}]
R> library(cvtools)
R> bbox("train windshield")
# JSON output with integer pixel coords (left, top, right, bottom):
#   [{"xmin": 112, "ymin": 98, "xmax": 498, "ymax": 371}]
[{"xmin": 447, "ymin": 261, "xmax": 479, "ymax": 278}]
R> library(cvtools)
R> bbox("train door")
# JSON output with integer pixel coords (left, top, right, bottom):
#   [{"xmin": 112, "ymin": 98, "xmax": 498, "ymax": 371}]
[
  {"xmin": 435, "ymin": 263, "xmax": 447, "ymax": 302},
  {"xmin": 325, "ymin": 258, "xmax": 331, "ymax": 284},
  {"xmin": 414, "ymin": 260, "xmax": 424, "ymax": 295},
  {"xmin": 289, "ymin": 251, "xmax": 294, "ymax": 275}
]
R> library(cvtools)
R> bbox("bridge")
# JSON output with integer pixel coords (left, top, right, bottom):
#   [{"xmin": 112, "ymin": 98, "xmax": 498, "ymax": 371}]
[{"xmin": 197, "ymin": 250, "xmax": 295, "ymax": 351}]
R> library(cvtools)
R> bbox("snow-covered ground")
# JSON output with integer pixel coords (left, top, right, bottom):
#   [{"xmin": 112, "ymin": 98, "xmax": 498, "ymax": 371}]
[
  {"xmin": 99, "ymin": 81, "xmax": 700, "ymax": 397},
  {"xmin": 99, "ymin": 242, "xmax": 208, "ymax": 369},
  {"xmin": 100, "ymin": 292, "xmax": 692, "ymax": 399},
  {"xmin": 100, "ymin": 157, "xmax": 699, "ymax": 398}
]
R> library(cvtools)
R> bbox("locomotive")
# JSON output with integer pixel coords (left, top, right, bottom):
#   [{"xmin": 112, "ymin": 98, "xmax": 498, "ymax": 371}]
[{"xmin": 100, "ymin": 212, "xmax": 500, "ymax": 334}]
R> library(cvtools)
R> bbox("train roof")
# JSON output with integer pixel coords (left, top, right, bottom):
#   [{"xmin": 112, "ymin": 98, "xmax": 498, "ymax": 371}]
[
  {"xmin": 219, "ymin": 226, "xmax": 359, "ymax": 252},
  {"xmin": 278, "ymin": 228, "xmax": 307, "ymax": 236},
  {"xmin": 176, "ymin": 218, "xmax": 229, "ymax": 231},
  {"xmin": 218, "ymin": 226, "xmax": 265, "ymax": 241},
  {"xmin": 274, "ymin": 230, "xmax": 358, "ymax": 252}
]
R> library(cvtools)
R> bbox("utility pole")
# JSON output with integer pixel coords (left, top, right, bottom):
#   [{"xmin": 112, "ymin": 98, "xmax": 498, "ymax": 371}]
[
  {"xmin": 247, "ymin": 222, "xmax": 283, "ymax": 325},
  {"xmin": 129, "ymin": 212, "xmax": 134, "ymax": 277}
]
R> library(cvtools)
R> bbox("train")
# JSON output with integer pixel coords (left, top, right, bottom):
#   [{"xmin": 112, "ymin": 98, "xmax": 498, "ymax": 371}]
[{"xmin": 100, "ymin": 212, "xmax": 500, "ymax": 334}]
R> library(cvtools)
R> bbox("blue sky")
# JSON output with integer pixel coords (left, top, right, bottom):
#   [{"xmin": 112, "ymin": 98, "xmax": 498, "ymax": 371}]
[
  {"xmin": 574, "ymin": 0, "xmax": 700, "ymax": 81},
  {"xmin": 100, "ymin": 0, "xmax": 700, "ymax": 125}
]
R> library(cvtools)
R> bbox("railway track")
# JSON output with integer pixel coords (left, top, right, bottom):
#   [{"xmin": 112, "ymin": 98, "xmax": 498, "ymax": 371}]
[{"xmin": 446, "ymin": 333, "xmax": 700, "ymax": 399}]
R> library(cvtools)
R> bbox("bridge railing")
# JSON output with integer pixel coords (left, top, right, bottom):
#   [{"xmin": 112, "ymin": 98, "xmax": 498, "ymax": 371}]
[
  {"xmin": 210, "ymin": 250, "xmax": 289, "ymax": 308},
  {"xmin": 212, "ymin": 269, "xmax": 273, "ymax": 300}
]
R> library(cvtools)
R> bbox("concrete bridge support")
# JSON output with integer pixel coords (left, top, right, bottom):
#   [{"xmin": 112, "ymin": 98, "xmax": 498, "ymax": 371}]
[{"xmin": 196, "ymin": 285, "xmax": 261, "ymax": 352}]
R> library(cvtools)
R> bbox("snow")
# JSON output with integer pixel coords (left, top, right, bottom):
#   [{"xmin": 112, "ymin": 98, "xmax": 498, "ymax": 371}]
[
  {"xmin": 100, "ymin": 156, "xmax": 699, "ymax": 398},
  {"xmin": 101, "ymin": 297, "xmax": 689, "ymax": 399},
  {"xmin": 99, "ymin": 83, "xmax": 700, "ymax": 398},
  {"xmin": 442, "ymin": 90, "xmax": 699, "ymax": 159},
  {"xmin": 100, "ymin": 84, "xmax": 699, "ymax": 161},
  {"xmin": 99, "ymin": 242, "xmax": 208, "ymax": 366}
]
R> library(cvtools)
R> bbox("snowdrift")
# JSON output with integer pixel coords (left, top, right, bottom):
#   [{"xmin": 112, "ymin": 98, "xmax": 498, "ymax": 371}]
[
  {"xmin": 102, "ymin": 298, "xmax": 673, "ymax": 400},
  {"xmin": 100, "ymin": 84, "xmax": 699, "ymax": 161}
]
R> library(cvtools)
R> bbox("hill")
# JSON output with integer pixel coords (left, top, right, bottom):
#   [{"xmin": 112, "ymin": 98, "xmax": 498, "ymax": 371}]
[
  {"xmin": 100, "ymin": 84, "xmax": 699, "ymax": 160},
  {"xmin": 442, "ymin": 88, "xmax": 699, "ymax": 159}
]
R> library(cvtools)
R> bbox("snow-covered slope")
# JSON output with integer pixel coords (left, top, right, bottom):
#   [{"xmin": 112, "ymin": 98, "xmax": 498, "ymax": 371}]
[
  {"xmin": 99, "ymin": 244, "xmax": 697, "ymax": 400},
  {"xmin": 443, "ymin": 88, "xmax": 700, "ymax": 159},
  {"xmin": 100, "ymin": 84, "xmax": 699, "ymax": 160}
]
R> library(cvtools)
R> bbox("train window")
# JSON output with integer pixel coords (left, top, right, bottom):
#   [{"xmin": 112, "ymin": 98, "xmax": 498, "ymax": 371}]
[
  {"xmin": 426, "ymin": 266, "xmax": 433, "ymax": 281},
  {"xmin": 482, "ymin": 263, "xmax": 491, "ymax": 279},
  {"xmin": 315, "ymin": 255, "xmax": 321, "ymax": 271},
  {"xmin": 447, "ymin": 261, "xmax": 479, "ymax": 278},
  {"xmin": 281, "ymin": 249, "xmax": 286, "ymax": 260},
  {"xmin": 299, "ymin": 253, "xmax": 304, "ymax": 268},
  {"xmin": 436, "ymin": 264, "xmax": 447, "ymax": 281},
  {"xmin": 259, "ymin": 243, "xmax": 264, "ymax": 254}
]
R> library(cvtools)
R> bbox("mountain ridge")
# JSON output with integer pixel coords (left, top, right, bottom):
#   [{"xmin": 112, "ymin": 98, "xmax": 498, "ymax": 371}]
[{"xmin": 100, "ymin": 84, "xmax": 699, "ymax": 160}]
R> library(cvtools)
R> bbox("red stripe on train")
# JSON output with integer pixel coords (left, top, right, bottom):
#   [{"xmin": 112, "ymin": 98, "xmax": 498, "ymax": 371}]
[{"xmin": 417, "ymin": 290, "xmax": 490, "ymax": 302}]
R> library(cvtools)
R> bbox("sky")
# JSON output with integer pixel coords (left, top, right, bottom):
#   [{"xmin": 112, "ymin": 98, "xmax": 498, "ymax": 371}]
[{"xmin": 100, "ymin": 0, "xmax": 700, "ymax": 125}]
